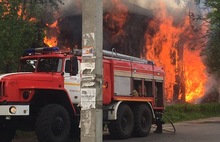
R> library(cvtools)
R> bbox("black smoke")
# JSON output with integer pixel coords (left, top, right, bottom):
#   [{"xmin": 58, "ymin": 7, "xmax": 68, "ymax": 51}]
[{"xmin": 53, "ymin": 1, "xmax": 153, "ymax": 58}]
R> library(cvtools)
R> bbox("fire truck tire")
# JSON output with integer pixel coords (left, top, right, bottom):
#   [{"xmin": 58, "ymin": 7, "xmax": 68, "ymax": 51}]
[
  {"xmin": 108, "ymin": 104, "xmax": 134, "ymax": 139},
  {"xmin": 0, "ymin": 127, "xmax": 16, "ymax": 142},
  {"xmin": 36, "ymin": 104, "xmax": 71, "ymax": 142},
  {"xmin": 69, "ymin": 122, "xmax": 80, "ymax": 139},
  {"xmin": 132, "ymin": 104, "xmax": 152, "ymax": 137}
]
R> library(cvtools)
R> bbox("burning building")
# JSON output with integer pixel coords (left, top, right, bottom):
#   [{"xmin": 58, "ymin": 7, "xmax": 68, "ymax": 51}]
[{"xmin": 43, "ymin": 0, "xmax": 213, "ymax": 104}]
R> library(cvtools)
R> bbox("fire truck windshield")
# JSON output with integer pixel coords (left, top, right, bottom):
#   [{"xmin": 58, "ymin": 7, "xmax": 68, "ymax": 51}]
[
  {"xmin": 20, "ymin": 59, "xmax": 37, "ymax": 72},
  {"xmin": 19, "ymin": 58, "xmax": 62, "ymax": 72}
]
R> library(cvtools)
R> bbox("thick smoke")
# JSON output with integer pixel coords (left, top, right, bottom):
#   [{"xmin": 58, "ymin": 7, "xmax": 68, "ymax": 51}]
[
  {"xmin": 54, "ymin": 0, "xmax": 190, "ymax": 56},
  {"xmin": 44, "ymin": 0, "xmax": 218, "ymax": 103},
  {"xmin": 52, "ymin": 0, "xmax": 153, "ymax": 57},
  {"xmin": 57, "ymin": 0, "xmax": 184, "ymax": 16},
  {"xmin": 58, "ymin": 0, "xmax": 81, "ymax": 17}
]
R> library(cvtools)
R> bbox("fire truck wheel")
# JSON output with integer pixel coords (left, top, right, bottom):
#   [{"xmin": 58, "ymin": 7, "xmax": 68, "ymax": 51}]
[
  {"xmin": 132, "ymin": 104, "xmax": 152, "ymax": 137},
  {"xmin": 0, "ymin": 127, "xmax": 16, "ymax": 142},
  {"xmin": 36, "ymin": 104, "xmax": 71, "ymax": 142},
  {"xmin": 108, "ymin": 104, "xmax": 134, "ymax": 139},
  {"xmin": 69, "ymin": 122, "xmax": 80, "ymax": 139}
]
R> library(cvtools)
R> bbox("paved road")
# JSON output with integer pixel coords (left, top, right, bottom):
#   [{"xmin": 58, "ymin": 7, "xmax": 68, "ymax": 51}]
[{"xmin": 12, "ymin": 117, "xmax": 220, "ymax": 142}]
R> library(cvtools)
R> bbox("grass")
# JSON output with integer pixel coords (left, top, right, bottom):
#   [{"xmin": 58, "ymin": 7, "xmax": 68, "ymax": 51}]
[{"xmin": 163, "ymin": 103, "xmax": 220, "ymax": 123}]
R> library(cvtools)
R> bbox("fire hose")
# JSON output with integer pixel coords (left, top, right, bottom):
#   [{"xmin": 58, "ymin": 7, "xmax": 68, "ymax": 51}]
[
  {"xmin": 153, "ymin": 112, "xmax": 176, "ymax": 134},
  {"xmin": 161, "ymin": 113, "xmax": 176, "ymax": 133}
]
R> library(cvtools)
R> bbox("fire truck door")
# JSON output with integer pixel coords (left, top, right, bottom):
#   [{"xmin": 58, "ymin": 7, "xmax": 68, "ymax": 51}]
[{"xmin": 64, "ymin": 59, "xmax": 81, "ymax": 104}]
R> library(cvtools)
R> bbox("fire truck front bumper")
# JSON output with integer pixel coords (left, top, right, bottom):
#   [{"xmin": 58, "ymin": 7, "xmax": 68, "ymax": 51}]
[{"xmin": 0, "ymin": 105, "xmax": 29, "ymax": 116}]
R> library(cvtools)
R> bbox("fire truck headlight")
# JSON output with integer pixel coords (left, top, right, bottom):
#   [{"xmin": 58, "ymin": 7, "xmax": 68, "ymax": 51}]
[
  {"xmin": 9, "ymin": 106, "xmax": 17, "ymax": 114},
  {"xmin": 22, "ymin": 91, "xmax": 30, "ymax": 99}
]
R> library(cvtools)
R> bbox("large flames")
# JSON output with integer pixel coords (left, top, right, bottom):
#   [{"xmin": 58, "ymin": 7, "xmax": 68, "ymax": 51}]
[
  {"xmin": 183, "ymin": 47, "xmax": 206, "ymax": 102},
  {"xmin": 103, "ymin": 0, "xmax": 208, "ymax": 103},
  {"xmin": 44, "ymin": 21, "xmax": 59, "ymax": 47},
  {"xmin": 42, "ymin": 0, "xmax": 207, "ymax": 103},
  {"xmin": 104, "ymin": 0, "xmax": 128, "ymax": 40},
  {"xmin": 145, "ymin": 1, "xmax": 207, "ymax": 103},
  {"xmin": 1, "ymin": 0, "xmax": 209, "ymax": 103}
]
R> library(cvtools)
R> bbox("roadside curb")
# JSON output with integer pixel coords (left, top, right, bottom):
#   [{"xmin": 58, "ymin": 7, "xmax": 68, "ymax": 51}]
[{"xmin": 174, "ymin": 117, "xmax": 220, "ymax": 125}]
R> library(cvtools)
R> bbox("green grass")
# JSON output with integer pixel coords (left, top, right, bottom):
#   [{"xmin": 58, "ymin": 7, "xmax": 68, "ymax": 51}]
[{"xmin": 162, "ymin": 103, "xmax": 220, "ymax": 123}]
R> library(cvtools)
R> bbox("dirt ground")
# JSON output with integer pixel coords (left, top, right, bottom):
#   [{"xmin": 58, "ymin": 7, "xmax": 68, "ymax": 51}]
[{"xmin": 12, "ymin": 132, "xmax": 38, "ymax": 142}]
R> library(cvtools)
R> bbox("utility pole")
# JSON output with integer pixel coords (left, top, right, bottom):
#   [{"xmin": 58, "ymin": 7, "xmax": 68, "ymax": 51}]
[{"xmin": 80, "ymin": 0, "xmax": 103, "ymax": 142}]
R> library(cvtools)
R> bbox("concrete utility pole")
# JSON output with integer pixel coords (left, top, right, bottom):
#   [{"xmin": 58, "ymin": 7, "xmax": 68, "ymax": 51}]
[{"xmin": 80, "ymin": 0, "xmax": 103, "ymax": 142}]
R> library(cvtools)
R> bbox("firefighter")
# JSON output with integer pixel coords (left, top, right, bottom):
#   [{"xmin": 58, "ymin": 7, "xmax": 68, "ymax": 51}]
[
  {"xmin": 154, "ymin": 85, "xmax": 164, "ymax": 133},
  {"xmin": 154, "ymin": 112, "xmax": 165, "ymax": 133}
]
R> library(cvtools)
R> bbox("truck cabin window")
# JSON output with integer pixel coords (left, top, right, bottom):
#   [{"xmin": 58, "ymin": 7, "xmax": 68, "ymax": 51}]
[
  {"xmin": 65, "ymin": 59, "xmax": 78, "ymax": 76},
  {"xmin": 20, "ymin": 58, "xmax": 62, "ymax": 72},
  {"xmin": 37, "ymin": 58, "xmax": 62, "ymax": 72},
  {"xmin": 20, "ymin": 59, "xmax": 37, "ymax": 72}
]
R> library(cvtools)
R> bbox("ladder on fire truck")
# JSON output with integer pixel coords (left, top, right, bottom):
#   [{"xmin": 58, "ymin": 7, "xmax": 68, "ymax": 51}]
[
  {"xmin": 25, "ymin": 47, "xmax": 154, "ymax": 65},
  {"xmin": 74, "ymin": 48, "xmax": 154, "ymax": 65}
]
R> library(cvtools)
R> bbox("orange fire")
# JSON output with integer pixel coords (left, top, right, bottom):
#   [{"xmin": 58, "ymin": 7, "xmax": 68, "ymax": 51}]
[
  {"xmin": 44, "ymin": 21, "xmax": 59, "ymax": 47},
  {"xmin": 37, "ymin": 0, "xmax": 207, "ymax": 103},
  {"xmin": 104, "ymin": 0, "xmax": 128, "ymax": 40},
  {"xmin": 183, "ymin": 47, "xmax": 206, "ymax": 102},
  {"xmin": 0, "ymin": 0, "xmax": 37, "ymax": 22},
  {"xmin": 145, "ymin": 1, "xmax": 207, "ymax": 103}
]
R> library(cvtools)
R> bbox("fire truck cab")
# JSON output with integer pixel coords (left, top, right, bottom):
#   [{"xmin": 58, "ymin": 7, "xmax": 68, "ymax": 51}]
[{"xmin": 0, "ymin": 47, "xmax": 164, "ymax": 142}]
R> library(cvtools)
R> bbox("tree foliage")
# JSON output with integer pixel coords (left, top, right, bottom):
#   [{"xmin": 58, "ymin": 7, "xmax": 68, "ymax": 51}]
[
  {"xmin": 0, "ymin": 0, "xmax": 62, "ymax": 73},
  {"xmin": 201, "ymin": 0, "xmax": 220, "ymax": 75}
]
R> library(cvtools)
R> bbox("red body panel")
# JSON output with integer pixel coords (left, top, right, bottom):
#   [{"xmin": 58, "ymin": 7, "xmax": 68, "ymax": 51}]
[
  {"xmin": 0, "ymin": 50, "xmax": 165, "ymax": 110},
  {"xmin": 112, "ymin": 60, "xmax": 132, "ymax": 71},
  {"xmin": 102, "ymin": 60, "xmax": 113, "ymax": 104},
  {"xmin": 103, "ymin": 57, "xmax": 164, "ymax": 109},
  {"xmin": 0, "ymin": 72, "xmax": 64, "ymax": 102}
]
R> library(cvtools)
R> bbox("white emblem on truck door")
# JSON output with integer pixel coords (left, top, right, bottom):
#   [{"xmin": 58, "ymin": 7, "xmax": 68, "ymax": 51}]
[{"xmin": 64, "ymin": 59, "xmax": 81, "ymax": 104}]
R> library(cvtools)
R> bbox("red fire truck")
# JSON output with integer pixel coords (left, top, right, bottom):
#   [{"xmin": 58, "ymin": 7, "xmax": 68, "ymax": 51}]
[{"xmin": 0, "ymin": 47, "xmax": 164, "ymax": 142}]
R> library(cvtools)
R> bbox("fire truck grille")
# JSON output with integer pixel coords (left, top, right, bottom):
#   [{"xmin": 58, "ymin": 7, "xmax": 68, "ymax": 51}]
[{"xmin": 0, "ymin": 81, "xmax": 5, "ymax": 97}]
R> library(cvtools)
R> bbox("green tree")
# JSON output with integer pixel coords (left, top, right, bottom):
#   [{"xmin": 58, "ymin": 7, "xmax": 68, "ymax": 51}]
[
  {"xmin": 201, "ymin": 0, "xmax": 220, "ymax": 76},
  {"xmin": 0, "ymin": 0, "xmax": 62, "ymax": 73},
  {"xmin": 0, "ymin": 0, "xmax": 40, "ymax": 72}
]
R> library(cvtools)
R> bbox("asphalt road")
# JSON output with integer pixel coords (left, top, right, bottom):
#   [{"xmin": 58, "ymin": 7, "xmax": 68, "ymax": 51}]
[{"xmin": 12, "ymin": 117, "xmax": 220, "ymax": 142}]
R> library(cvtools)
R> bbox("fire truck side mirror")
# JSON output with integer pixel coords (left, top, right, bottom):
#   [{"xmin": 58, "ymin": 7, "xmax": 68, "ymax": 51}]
[{"xmin": 70, "ymin": 56, "xmax": 78, "ymax": 76}]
